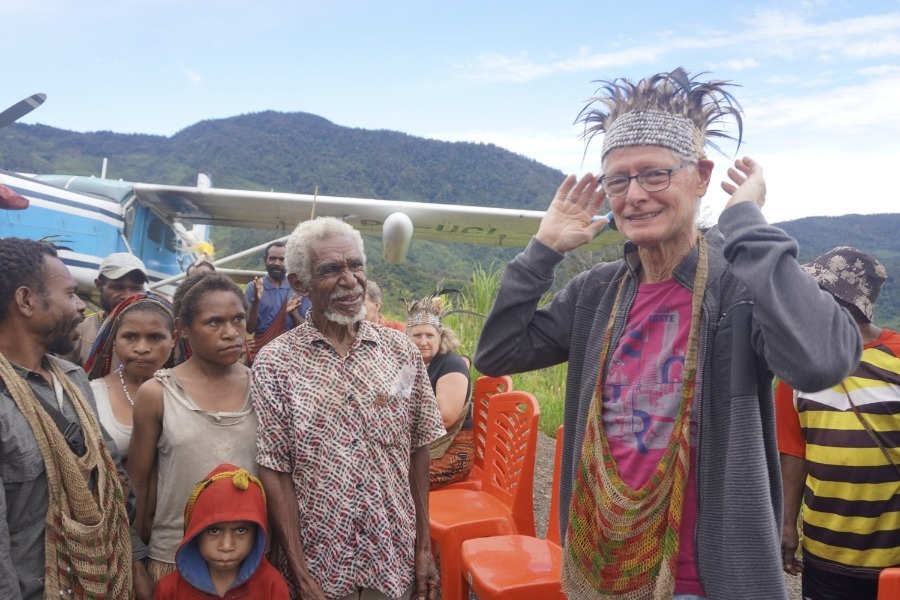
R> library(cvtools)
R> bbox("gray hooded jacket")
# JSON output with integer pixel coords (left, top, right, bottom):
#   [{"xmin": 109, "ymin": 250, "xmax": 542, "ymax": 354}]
[{"xmin": 474, "ymin": 201, "xmax": 862, "ymax": 600}]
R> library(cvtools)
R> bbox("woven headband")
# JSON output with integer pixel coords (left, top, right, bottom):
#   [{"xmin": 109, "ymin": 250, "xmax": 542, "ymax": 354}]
[
  {"xmin": 601, "ymin": 110, "xmax": 702, "ymax": 160},
  {"xmin": 407, "ymin": 312, "xmax": 441, "ymax": 329}
]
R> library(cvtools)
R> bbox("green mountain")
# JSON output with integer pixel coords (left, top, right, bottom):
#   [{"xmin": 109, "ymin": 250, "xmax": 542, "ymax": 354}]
[{"xmin": 1, "ymin": 111, "xmax": 897, "ymax": 328}]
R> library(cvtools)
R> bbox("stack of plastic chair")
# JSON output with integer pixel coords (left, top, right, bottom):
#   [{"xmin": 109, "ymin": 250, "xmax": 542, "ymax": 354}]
[
  {"xmin": 428, "ymin": 390, "xmax": 540, "ymax": 600},
  {"xmin": 459, "ymin": 425, "xmax": 566, "ymax": 600},
  {"xmin": 879, "ymin": 568, "xmax": 900, "ymax": 600},
  {"xmin": 438, "ymin": 374, "xmax": 513, "ymax": 492}
]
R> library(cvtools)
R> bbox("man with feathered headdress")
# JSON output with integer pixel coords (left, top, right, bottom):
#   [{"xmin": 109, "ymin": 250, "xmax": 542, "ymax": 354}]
[{"xmin": 475, "ymin": 68, "xmax": 861, "ymax": 600}]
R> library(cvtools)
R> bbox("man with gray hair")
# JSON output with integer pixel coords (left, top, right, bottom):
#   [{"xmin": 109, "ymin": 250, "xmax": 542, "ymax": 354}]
[{"xmin": 251, "ymin": 217, "xmax": 444, "ymax": 600}]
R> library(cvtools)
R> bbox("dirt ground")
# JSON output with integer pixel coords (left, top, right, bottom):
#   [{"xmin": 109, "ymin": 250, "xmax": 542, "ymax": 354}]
[{"xmin": 528, "ymin": 430, "xmax": 803, "ymax": 600}]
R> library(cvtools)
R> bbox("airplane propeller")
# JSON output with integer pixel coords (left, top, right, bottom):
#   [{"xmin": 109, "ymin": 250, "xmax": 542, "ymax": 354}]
[
  {"xmin": 0, "ymin": 93, "xmax": 46, "ymax": 130},
  {"xmin": 0, "ymin": 93, "xmax": 45, "ymax": 209}
]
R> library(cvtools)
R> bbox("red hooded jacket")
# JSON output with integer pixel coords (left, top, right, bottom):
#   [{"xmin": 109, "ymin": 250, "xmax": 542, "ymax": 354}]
[{"xmin": 154, "ymin": 464, "xmax": 289, "ymax": 599}]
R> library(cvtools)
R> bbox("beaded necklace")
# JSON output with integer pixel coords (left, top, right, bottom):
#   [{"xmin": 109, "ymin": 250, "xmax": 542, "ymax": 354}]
[
  {"xmin": 563, "ymin": 235, "xmax": 708, "ymax": 600},
  {"xmin": 118, "ymin": 365, "xmax": 134, "ymax": 406}
]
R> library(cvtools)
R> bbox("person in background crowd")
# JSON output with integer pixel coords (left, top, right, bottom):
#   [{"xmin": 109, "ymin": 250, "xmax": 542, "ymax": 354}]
[
  {"xmin": 365, "ymin": 280, "xmax": 407, "ymax": 332},
  {"xmin": 65, "ymin": 252, "xmax": 148, "ymax": 365},
  {"xmin": 186, "ymin": 260, "xmax": 216, "ymax": 278},
  {"xmin": 474, "ymin": 68, "xmax": 862, "ymax": 600},
  {"xmin": 0, "ymin": 238, "xmax": 153, "ymax": 600},
  {"xmin": 83, "ymin": 292, "xmax": 176, "ymax": 468},
  {"xmin": 777, "ymin": 247, "xmax": 899, "ymax": 600},
  {"xmin": 129, "ymin": 273, "xmax": 258, "ymax": 584},
  {"xmin": 245, "ymin": 242, "xmax": 306, "ymax": 365},
  {"xmin": 406, "ymin": 294, "xmax": 473, "ymax": 489},
  {"xmin": 252, "ymin": 217, "xmax": 444, "ymax": 600}
]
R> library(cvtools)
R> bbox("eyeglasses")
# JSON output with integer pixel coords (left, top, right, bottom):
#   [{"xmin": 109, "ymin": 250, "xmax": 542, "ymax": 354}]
[{"xmin": 598, "ymin": 160, "xmax": 693, "ymax": 197}]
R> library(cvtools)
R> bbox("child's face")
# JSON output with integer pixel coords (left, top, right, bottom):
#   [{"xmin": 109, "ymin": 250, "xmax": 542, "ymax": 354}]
[{"xmin": 197, "ymin": 520, "xmax": 256, "ymax": 578}]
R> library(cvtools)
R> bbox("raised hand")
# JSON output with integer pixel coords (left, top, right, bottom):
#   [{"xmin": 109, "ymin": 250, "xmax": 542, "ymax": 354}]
[
  {"xmin": 721, "ymin": 156, "xmax": 766, "ymax": 211},
  {"xmin": 535, "ymin": 173, "xmax": 609, "ymax": 254},
  {"xmin": 253, "ymin": 276, "xmax": 264, "ymax": 302}
]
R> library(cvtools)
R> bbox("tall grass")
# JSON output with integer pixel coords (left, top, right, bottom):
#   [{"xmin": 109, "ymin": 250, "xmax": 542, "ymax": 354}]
[{"xmin": 443, "ymin": 262, "xmax": 567, "ymax": 438}]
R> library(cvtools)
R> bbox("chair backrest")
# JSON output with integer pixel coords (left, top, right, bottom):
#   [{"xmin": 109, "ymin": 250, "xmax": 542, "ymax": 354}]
[
  {"xmin": 481, "ymin": 390, "xmax": 541, "ymax": 536},
  {"xmin": 547, "ymin": 425, "xmax": 564, "ymax": 545},
  {"xmin": 471, "ymin": 375, "xmax": 513, "ymax": 472}
]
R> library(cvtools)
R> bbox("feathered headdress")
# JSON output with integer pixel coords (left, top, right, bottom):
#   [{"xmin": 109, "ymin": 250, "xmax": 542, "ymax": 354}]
[
  {"xmin": 406, "ymin": 288, "xmax": 484, "ymax": 330},
  {"xmin": 578, "ymin": 67, "xmax": 743, "ymax": 161}
]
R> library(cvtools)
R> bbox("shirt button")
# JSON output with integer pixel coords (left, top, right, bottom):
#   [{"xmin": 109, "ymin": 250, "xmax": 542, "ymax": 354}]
[
  {"xmin": 351, "ymin": 439, "xmax": 359, "ymax": 447},
  {"xmin": 356, "ymin": 482, "xmax": 364, "ymax": 490}
]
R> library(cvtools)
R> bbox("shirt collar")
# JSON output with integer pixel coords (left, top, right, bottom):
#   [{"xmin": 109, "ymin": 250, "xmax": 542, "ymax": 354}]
[
  {"xmin": 264, "ymin": 277, "xmax": 289, "ymax": 290},
  {"xmin": 296, "ymin": 318, "xmax": 380, "ymax": 349}
]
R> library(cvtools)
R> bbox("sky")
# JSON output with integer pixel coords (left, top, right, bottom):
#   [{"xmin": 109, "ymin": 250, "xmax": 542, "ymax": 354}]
[{"xmin": 4, "ymin": 0, "xmax": 900, "ymax": 224}]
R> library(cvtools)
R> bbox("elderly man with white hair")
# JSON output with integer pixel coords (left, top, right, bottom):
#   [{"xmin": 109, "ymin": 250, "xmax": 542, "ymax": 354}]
[{"xmin": 251, "ymin": 217, "xmax": 444, "ymax": 600}]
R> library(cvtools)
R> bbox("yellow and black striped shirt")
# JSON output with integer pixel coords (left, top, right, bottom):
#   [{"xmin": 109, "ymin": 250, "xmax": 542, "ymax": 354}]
[{"xmin": 779, "ymin": 329, "xmax": 900, "ymax": 576}]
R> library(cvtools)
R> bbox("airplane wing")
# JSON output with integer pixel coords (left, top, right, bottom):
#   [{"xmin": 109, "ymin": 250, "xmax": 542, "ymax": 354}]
[{"xmin": 132, "ymin": 183, "xmax": 620, "ymax": 249}]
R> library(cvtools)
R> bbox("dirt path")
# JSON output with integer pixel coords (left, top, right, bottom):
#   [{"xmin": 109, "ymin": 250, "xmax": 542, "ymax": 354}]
[{"xmin": 529, "ymin": 430, "xmax": 803, "ymax": 600}]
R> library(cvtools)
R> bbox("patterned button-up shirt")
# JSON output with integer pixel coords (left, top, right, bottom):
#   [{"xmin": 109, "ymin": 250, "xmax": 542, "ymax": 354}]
[{"xmin": 252, "ymin": 320, "xmax": 444, "ymax": 599}]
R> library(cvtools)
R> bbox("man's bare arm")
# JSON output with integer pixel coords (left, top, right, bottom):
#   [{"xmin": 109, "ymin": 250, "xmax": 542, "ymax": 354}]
[
  {"xmin": 409, "ymin": 445, "xmax": 439, "ymax": 600},
  {"xmin": 257, "ymin": 466, "xmax": 326, "ymax": 600}
]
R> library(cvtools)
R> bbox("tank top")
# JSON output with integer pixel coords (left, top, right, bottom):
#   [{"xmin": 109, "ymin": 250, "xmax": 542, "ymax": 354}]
[
  {"xmin": 90, "ymin": 378, "xmax": 132, "ymax": 460},
  {"xmin": 149, "ymin": 369, "xmax": 259, "ymax": 564}
]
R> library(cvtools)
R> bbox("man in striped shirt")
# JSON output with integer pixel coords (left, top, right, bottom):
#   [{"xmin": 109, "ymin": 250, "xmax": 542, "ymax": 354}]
[{"xmin": 777, "ymin": 247, "xmax": 899, "ymax": 600}]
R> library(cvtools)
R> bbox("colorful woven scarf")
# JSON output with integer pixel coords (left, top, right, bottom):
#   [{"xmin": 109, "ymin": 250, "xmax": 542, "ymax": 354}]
[
  {"xmin": 0, "ymin": 354, "xmax": 134, "ymax": 598},
  {"xmin": 562, "ymin": 236, "xmax": 708, "ymax": 600},
  {"xmin": 84, "ymin": 292, "xmax": 174, "ymax": 379},
  {"xmin": 245, "ymin": 296, "xmax": 290, "ymax": 366}
]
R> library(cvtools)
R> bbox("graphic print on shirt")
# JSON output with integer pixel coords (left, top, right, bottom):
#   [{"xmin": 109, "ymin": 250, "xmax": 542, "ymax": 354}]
[{"xmin": 602, "ymin": 282, "xmax": 693, "ymax": 456}]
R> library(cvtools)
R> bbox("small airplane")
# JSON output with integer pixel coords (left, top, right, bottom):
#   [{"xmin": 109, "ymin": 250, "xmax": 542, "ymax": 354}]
[{"xmin": 1, "ymin": 93, "xmax": 620, "ymax": 300}]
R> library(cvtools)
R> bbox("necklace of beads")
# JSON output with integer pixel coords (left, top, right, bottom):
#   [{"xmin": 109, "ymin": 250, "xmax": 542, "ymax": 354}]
[{"xmin": 118, "ymin": 365, "xmax": 134, "ymax": 406}]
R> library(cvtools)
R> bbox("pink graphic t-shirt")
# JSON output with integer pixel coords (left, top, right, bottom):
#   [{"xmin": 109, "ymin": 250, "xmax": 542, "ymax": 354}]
[{"xmin": 601, "ymin": 278, "xmax": 703, "ymax": 596}]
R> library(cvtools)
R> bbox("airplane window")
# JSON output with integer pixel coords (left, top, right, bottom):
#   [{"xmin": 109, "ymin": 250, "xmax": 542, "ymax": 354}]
[
  {"xmin": 124, "ymin": 206, "xmax": 135, "ymax": 240},
  {"xmin": 147, "ymin": 217, "xmax": 177, "ymax": 252}
]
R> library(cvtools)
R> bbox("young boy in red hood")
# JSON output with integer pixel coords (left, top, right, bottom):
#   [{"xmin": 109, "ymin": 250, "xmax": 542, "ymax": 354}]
[{"xmin": 154, "ymin": 464, "xmax": 289, "ymax": 599}]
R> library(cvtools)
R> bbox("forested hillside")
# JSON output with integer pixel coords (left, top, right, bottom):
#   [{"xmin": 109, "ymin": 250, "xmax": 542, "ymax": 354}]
[{"xmin": 1, "ymin": 112, "xmax": 896, "ymax": 327}]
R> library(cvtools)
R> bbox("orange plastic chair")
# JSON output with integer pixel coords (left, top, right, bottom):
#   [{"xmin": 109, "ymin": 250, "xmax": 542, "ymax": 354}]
[
  {"xmin": 437, "ymin": 374, "xmax": 514, "ymax": 492},
  {"xmin": 879, "ymin": 567, "xmax": 900, "ymax": 600},
  {"xmin": 459, "ymin": 425, "xmax": 566, "ymax": 600},
  {"xmin": 429, "ymin": 390, "xmax": 540, "ymax": 600}
]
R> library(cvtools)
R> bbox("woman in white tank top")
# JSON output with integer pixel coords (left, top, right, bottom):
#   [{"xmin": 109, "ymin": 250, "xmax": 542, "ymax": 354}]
[
  {"xmin": 84, "ymin": 292, "xmax": 175, "ymax": 468},
  {"xmin": 128, "ymin": 274, "xmax": 258, "ymax": 583}
]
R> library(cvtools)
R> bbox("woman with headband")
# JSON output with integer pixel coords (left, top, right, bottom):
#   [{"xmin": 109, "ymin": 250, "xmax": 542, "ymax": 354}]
[
  {"xmin": 407, "ymin": 294, "xmax": 473, "ymax": 489},
  {"xmin": 84, "ymin": 292, "xmax": 176, "ymax": 466}
]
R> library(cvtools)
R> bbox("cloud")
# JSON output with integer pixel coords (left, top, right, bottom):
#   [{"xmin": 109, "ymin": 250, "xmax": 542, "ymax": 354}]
[
  {"xmin": 460, "ymin": 46, "xmax": 661, "ymax": 83},
  {"xmin": 746, "ymin": 71, "xmax": 900, "ymax": 144},
  {"xmin": 841, "ymin": 35, "xmax": 900, "ymax": 59},
  {"xmin": 184, "ymin": 67, "xmax": 203, "ymax": 87},
  {"xmin": 719, "ymin": 59, "xmax": 759, "ymax": 71},
  {"xmin": 458, "ymin": 10, "xmax": 900, "ymax": 83}
]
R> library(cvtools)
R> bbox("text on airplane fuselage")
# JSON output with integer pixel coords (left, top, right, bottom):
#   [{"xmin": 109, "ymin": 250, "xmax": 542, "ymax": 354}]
[{"xmin": 360, "ymin": 219, "xmax": 498, "ymax": 236}]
